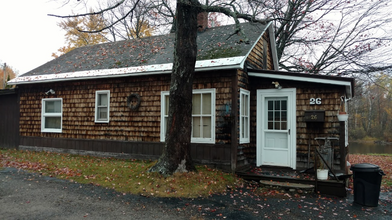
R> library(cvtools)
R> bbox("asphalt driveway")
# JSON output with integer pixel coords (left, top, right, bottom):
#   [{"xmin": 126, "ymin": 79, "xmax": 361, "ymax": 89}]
[{"xmin": 1, "ymin": 167, "xmax": 391, "ymax": 219}]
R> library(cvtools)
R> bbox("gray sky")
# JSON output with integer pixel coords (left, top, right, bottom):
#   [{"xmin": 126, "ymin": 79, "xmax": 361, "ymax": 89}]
[{"xmin": 0, "ymin": 0, "xmax": 78, "ymax": 74}]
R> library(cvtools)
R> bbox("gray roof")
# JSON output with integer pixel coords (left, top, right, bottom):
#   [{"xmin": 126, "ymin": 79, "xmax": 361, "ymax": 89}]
[{"xmin": 21, "ymin": 22, "xmax": 269, "ymax": 77}]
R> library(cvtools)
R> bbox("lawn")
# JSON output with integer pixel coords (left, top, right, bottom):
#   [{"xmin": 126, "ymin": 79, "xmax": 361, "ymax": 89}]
[
  {"xmin": 0, "ymin": 149, "xmax": 241, "ymax": 198},
  {"xmin": 1, "ymin": 149, "xmax": 391, "ymax": 197}
]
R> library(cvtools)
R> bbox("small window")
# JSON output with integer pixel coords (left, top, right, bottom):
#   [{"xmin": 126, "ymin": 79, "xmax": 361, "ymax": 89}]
[
  {"xmin": 161, "ymin": 89, "xmax": 216, "ymax": 143},
  {"xmin": 95, "ymin": 90, "xmax": 110, "ymax": 123},
  {"xmin": 240, "ymin": 89, "xmax": 250, "ymax": 143},
  {"xmin": 41, "ymin": 98, "xmax": 62, "ymax": 133}
]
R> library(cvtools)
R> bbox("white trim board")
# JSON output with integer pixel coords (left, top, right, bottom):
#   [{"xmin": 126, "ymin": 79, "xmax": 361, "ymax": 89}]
[
  {"xmin": 249, "ymin": 72, "xmax": 353, "ymax": 98},
  {"xmin": 9, "ymin": 56, "xmax": 246, "ymax": 85}
]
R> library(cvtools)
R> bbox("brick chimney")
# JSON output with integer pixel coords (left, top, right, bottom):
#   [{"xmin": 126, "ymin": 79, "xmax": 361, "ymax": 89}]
[{"xmin": 197, "ymin": 12, "xmax": 208, "ymax": 32}]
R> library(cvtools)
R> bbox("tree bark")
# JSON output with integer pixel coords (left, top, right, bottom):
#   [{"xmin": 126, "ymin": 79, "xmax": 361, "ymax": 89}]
[{"xmin": 149, "ymin": 1, "xmax": 199, "ymax": 175}]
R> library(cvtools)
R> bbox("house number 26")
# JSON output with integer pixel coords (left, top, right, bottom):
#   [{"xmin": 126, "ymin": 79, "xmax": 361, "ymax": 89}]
[{"xmin": 310, "ymin": 98, "xmax": 322, "ymax": 105}]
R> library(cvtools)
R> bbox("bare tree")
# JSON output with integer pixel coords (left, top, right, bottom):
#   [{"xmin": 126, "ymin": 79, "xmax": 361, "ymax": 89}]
[{"xmin": 247, "ymin": 0, "xmax": 392, "ymax": 76}]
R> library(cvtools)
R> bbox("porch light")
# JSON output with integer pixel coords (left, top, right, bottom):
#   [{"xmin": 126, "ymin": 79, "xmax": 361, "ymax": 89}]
[
  {"xmin": 272, "ymin": 81, "xmax": 282, "ymax": 89},
  {"xmin": 45, "ymin": 89, "xmax": 55, "ymax": 95}
]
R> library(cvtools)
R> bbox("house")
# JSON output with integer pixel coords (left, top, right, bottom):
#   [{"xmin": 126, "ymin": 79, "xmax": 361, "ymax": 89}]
[{"xmin": 8, "ymin": 20, "xmax": 354, "ymax": 173}]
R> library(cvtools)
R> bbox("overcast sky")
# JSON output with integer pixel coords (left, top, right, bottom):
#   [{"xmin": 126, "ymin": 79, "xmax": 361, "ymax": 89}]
[{"xmin": 0, "ymin": 0, "xmax": 83, "ymax": 75}]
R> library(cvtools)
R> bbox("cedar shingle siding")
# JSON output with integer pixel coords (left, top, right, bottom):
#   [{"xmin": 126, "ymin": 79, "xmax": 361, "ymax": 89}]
[{"xmin": 19, "ymin": 70, "xmax": 235, "ymax": 144}]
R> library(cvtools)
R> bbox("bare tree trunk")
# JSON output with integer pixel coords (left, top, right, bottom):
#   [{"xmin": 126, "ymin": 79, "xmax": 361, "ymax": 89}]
[{"xmin": 149, "ymin": 1, "xmax": 199, "ymax": 175}]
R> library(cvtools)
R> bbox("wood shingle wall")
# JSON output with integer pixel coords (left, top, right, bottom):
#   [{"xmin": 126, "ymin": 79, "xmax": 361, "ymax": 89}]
[
  {"xmin": 248, "ymin": 77, "xmax": 346, "ymax": 169},
  {"xmin": 246, "ymin": 31, "xmax": 274, "ymax": 70},
  {"xmin": 18, "ymin": 70, "xmax": 237, "ymax": 168}
]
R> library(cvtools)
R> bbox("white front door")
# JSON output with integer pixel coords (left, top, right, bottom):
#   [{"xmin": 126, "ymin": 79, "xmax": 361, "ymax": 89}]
[{"xmin": 256, "ymin": 88, "xmax": 296, "ymax": 169}]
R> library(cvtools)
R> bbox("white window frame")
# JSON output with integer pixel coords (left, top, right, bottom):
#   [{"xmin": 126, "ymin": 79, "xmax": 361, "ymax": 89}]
[
  {"xmin": 240, "ymin": 89, "xmax": 250, "ymax": 144},
  {"xmin": 41, "ymin": 98, "xmax": 63, "ymax": 133},
  {"xmin": 160, "ymin": 89, "xmax": 216, "ymax": 143},
  {"xmin": 95, "ymin": 90, "xmax": 110, "ymax": 123}
]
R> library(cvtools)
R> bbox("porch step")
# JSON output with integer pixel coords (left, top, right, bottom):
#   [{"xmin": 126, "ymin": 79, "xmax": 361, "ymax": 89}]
[{"xmin": 260, "ymin": 180, "xmax": 315, "ymax": 190}]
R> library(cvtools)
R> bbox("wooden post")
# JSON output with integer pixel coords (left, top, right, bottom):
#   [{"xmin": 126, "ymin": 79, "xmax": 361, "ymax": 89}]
[
  {"xmin": 231, "ymin": 70, "xmax": 239, "ymax": 173},
  {"xmin": 339, "ymin": 121, "xmax": 346, "ymax": 173}
]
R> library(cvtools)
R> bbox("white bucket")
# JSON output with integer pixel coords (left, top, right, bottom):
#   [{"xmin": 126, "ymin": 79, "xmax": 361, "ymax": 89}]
[{"xmin": 317, "ymin": 169, "xmax": 328, "ymax": 180}]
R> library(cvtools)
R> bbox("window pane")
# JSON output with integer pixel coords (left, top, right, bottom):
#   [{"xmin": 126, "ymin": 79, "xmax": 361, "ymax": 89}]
[
  {"xmin": 202, "ymin": 117, "xmax": 211, "ymax": 138},
  {"xmin": 241, "ymin": 117, "xmax": 248, "ymax": 138},
  {"xmin": 281, "ymin": 122, "xmax": 287, "ymax": 130},
  {"xmin": 275, "ymin": 100, "xmax": 281, "ymax": 110},
  {"xmin": 98, "ymin": 94, "xmax": 108, "ymax": 106},
  {"xmin": 192, "ymin": 94, "xmax": 201, "ymax": 114},
  {"xmin": 244, "ymin": 96, "xmax": 248, "ymax": 116},
  {"xmin": 268, "ymin": 100, "xmax": 273, "ymax": 110},
  {"xmin": 202, "ymin": 93, "xmax": 211, "ymax": 114},
  {"xmin": 282, "ymin": 100, "xmax": 287, "ymax": 110},
  {"xmin": 275, "ymin": 111, "xmax": 281, "ymax": 121},
  {"xmin": 268, "ymin": 112, "xmax": 273, "ymax": 121},
  {"xmin": 45, "ymin": 100, "xmax": 61, "ymax": 113},
  {"xmin": 164, "ymin": 116, "xmax": 168, "ymax": 135},
  {"xmin": 245, "ymin": 118, "xmax": 249, "ymax": 137},
  {"xmin": 98, "ymin": 107, "xmax": 107, "ymax": 120},
  {"xmin": 192, "ymin": 117, "xmax": 201, "ymax": 137},
  {"xmin": 268, "ymin": 122, "xmax": 273, "ymax": 129},
  {"xmin": 165, "ymin": 95, "xmax": 169, "ymax": 115},
  {"xmin": 281, "ymin": 111, "xmax": 287, "ymax": 121},
  {"xmin": 275, "ymin": 121, "xmax": 281, "ymax": 130},
  {"xmin": 241, "ymin": 118, "xmax": 244, "ymax": 138},
  {"xmin": 45, "ymin": 117, "xmax": 61, "ymax": 129}
]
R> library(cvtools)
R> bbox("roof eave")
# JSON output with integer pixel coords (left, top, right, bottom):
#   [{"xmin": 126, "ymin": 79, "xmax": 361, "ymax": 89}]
[
  {"xmin": 8, "ymin": 56, "xmax": 246, "ymax": 85},
  {"xmin": 248, "ymin": 71, "xmax": 354, "ymax": 98}
]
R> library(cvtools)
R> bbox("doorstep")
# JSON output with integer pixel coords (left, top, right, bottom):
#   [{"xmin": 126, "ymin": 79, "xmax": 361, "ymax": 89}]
[{"xmin": 260, "ymin": 180, "xmax": 315, "ymax": 190}]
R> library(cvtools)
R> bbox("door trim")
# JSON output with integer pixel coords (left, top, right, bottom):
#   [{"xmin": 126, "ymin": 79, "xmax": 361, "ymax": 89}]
[{"xmin": 256, "ymin": 88, "xmax": 296, "ymax": 169}]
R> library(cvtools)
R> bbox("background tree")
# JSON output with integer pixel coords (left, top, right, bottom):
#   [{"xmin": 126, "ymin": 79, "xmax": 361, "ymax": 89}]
[
  {"xmin": 348, "ymin": 73, "xmax": 392, "ymax": 141},
  {"xmin": 244, "ymin": 0, "xmax": 392, "ymax": 76},
  {"xmin": 0, "ymin": 63, "xmax": 17, "ymax": 89},
  {"xmin": 52, "ymin": 9, "xmax": 109, "ymax": 58},
  {"xmin": 97, "ymin": 0, "xmax": 156, "ymax": 40}
]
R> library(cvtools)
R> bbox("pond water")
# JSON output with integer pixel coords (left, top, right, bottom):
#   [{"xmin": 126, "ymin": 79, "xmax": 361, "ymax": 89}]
[{"xmin": 349, "ymin": 141, "xmax": 392, "ymax": 154}]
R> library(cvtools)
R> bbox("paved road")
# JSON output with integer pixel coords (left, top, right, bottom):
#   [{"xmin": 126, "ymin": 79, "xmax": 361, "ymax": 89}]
[{"xmin": 1, "ymin": 167, "xmax": 391, "ymax": 219}]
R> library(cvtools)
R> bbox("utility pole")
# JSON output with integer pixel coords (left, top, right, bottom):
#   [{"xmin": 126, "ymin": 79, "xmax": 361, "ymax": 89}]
[{"xmin": 2, "ymin": 63, "xmax": 6, "ymax": 89}]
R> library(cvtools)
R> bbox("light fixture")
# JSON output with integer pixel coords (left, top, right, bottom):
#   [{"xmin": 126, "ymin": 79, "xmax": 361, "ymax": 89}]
[
  {"xmin": 45, "ymin": 89, "xmax": 55, "ymax": 95},
  {"xmin": 272, "ymin": 81, "xmax": 282, "ymax": 89}
]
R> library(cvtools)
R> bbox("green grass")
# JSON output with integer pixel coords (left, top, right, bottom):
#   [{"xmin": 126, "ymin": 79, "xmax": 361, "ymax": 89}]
[{"xmin": 0, "ymin": 149, "xmax": 241, "ymax": 198}]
